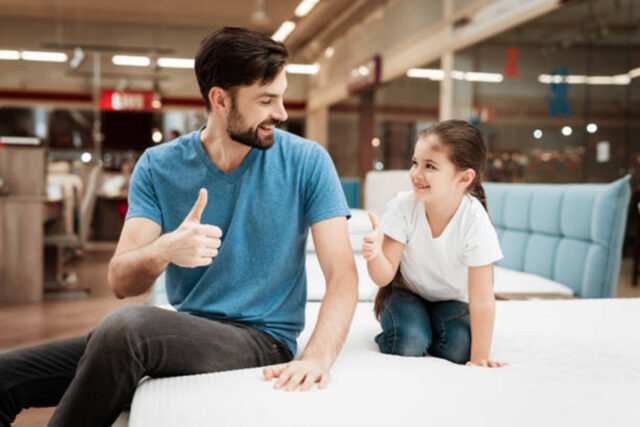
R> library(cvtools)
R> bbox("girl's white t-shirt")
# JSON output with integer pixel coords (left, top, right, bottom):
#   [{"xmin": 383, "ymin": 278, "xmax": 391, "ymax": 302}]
[{"xmin": 380, "ymin": 191, "xmax": 503, "ymax": 303}]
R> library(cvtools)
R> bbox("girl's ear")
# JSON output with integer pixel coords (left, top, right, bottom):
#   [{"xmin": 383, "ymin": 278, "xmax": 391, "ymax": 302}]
[{"xmin": 459, "ymin": 168, "xmax": 476, "ymax": 188}]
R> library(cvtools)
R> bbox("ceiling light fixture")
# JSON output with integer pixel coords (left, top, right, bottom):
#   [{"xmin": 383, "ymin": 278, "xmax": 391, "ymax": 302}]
[
  {"xmin": 285, "ymin": 63, "xmax": 319, "ymax": 75},
  {"xmin": 157, "ymin": 57, "xmax": 194, "ymax": 69},
  {"xmin": 272, "ymin": 21, "xmax": 296, "ymax": 42},
  {"xmin": 112, "ymin": 55, "xmax": 150, "ymax": 67},
  {"xmin": 0, "ymin": 50, "xmax": 20, "ymax": 60},
  {"xmin": 21, "ymin": 51, "xmax": 68, "ymax": 62},
  {"xmin": 407, "ymin": 68, "xmax": 503, "ymax": 83},
  {"xmin": 294, "ymin": 0, "xmax": 320, "ymax": 17}
]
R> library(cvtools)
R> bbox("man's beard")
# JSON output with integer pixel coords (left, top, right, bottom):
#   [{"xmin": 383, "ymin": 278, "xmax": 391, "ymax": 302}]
[{"xmin": 226, "ymin": 103, "xmax": 281, "ymax": 151}]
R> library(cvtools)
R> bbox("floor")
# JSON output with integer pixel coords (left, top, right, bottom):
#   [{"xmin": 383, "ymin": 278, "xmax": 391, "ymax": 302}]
[
  {"xmin": 2, "ymin": 244, "xmax": 147, "ymax": 427},
  {"xmin": 3, "ymin": 246, "xmax": 639, "ymax": 426}
]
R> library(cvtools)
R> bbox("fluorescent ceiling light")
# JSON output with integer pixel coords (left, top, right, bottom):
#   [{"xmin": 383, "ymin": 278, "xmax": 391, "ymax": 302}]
[
  {"xmin": 294, "ymin": 0, "xmax": 320, "ymax": 17},
  {"xmin": 407, "ymin": 68, "xmax": 503, "ymax": 83},
  {"xmin": 407, "ymin": 68, "xmax": 444, "ymax": 80},
  {"xmin": 610, "ymin": 74, "xmax": 631, "ymax": 85},
  {"xmin": 272, "ymin": 21, "xmax": 296, "ymax": 42},
  {"xmin": 157, "ymin": 57, "xmax": 194, "ymax": 69},
  {"xmin": 112, "ymin": 55, "xmax": 150, "ymax": 67},
  {"xmin": 464, "ymin": 71, "xmax": 503, "ymax": 82},
  {"xmin": 566, "ymin": 75, "xmax": 587, "ymax": 84},
  {"xmin": 0, "ymin": 50, "xmax": 20, "ymax": 60},
  {"xmin": 538, "ymin": 75, "xmax": 554, "ymax": 84},
  {"xmin": 539, "ymin": 69, "xmax": 637, "ymax": 86},
  {"xmin": 286, "ymin": 63, "xmax": 319, "ymax": 75},
  {"xmin": 21, "ymin": 51, "xmax": 68, "ymax": 62}
]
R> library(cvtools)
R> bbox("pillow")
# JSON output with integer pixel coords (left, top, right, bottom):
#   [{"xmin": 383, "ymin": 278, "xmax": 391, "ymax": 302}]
[
  {"xmin": 306, "ymin": 209, "xmax": 372, "ymax": 253},
  {"xmin": 347, "ymin": 209, "xmax": 372, "ymax": 233},
  {"xmin": 306, "ymin": 252, "xmax": 379, "ymax": 301}
]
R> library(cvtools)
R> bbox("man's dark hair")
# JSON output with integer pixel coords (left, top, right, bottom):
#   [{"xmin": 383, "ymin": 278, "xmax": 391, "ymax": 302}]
[{"xmin": 195, "ymin": 27, "xmax": 289, "ymax": 111}]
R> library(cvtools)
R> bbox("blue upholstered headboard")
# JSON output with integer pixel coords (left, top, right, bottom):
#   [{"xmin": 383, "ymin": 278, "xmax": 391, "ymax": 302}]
[{"xmin": 484, "ymin": 176, "xmax": 631, "ymax": 298}]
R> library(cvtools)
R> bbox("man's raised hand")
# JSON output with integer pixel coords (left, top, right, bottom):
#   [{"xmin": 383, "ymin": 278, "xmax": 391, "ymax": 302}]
[{"xmin": 161, "ymin": 188, "xmax": 223, "ymax": 267}]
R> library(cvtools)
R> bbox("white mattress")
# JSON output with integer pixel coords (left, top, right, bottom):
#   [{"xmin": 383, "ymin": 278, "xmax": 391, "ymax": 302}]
[
  {"xmin": 492, "ymin": 266, "xmax": 574, "ymax": 296},
  {"xmin": 128, "ymin": 298, "xmax": 640, "ymax": 427},
  {"xmin": 305, "ymin": 253, "xmax": 574, "ymax": 301}
]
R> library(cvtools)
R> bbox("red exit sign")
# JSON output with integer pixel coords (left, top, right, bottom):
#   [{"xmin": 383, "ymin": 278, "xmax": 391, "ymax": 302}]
[{"xmin": 100, "ymin": 90, "xmax": 161, "ymax": 111}]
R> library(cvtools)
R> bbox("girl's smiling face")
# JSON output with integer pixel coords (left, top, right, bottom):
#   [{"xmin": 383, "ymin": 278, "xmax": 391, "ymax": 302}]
[{"xmin": 410, "ymin": 134, "xmax": 470, "ymax": 203}]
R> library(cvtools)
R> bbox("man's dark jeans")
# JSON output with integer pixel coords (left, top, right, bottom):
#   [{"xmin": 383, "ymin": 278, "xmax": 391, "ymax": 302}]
[{"xmin": 0, "ymin": 305, "xmax": 292, "ymax": 426}]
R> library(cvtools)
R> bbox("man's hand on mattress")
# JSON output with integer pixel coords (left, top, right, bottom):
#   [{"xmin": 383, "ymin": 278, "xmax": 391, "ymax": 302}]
[
  {"xmin": 362, "ymin": 212, "xmax": 383, "ymax": 261},
  {"xmin": 465, "ymin": 360, "xmax": 507, "ymax": 368},
  {"xmin": 161, "ymin": 188, "xmax": 223, "ymax": 268},
  {"xmin": 262, "ymin": 359, "xmax": 331, "ymax": 392}
]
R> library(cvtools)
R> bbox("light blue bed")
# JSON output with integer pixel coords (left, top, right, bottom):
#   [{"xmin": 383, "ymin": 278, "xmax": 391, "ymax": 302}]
[{"xmin": 484, "ymin": 176, "xmax": 631, "ymax": 298}]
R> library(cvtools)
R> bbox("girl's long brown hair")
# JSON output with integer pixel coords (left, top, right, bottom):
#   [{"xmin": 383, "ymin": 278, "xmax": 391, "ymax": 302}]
[{"xmin": 373, "ymin": 119, "xmax": 488, "ymax": 318}]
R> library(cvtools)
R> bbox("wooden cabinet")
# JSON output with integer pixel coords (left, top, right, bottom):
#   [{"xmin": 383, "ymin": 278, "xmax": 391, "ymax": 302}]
[{"xmin": 0, "ymin": 147, "xmax": 46, "ymax": 303}]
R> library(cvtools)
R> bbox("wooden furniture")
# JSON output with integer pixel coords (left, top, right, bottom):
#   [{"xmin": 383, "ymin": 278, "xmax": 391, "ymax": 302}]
[{"xmin": 0, "ymin": 146, "xmax": 46, "ymax": 303}]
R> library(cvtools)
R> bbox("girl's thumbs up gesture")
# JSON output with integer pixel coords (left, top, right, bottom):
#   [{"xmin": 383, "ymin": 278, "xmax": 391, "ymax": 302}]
[{"xmin": 362, "ymin": 212, "xmax": 383, "ymax": 261}]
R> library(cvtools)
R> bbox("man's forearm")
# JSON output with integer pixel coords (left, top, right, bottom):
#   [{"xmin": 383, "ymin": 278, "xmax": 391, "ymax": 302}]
[
  {"xmin": 301, "ymin": 272, "xmax": 358, "ymax": 369},
  {"xmin": 107, "ymin": 235, "xmax": 170, "ymax": 299}
]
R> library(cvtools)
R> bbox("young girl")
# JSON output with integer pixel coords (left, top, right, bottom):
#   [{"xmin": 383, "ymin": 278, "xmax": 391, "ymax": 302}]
[{"xmin": 363, "ymin": 119, "xmax": 506, "ymax": 368}]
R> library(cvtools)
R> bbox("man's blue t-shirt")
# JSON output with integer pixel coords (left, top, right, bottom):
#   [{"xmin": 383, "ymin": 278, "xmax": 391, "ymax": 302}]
[{"xmin": 126, "ymin": 127, "xmax": 350, "ymax": 356}]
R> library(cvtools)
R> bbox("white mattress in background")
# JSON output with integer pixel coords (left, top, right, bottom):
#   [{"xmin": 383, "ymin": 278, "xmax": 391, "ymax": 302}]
[
  {"xmin": 493, "ymin": 266, "xmax": 574, "ymax": 295},
  {"xmin": 129, "ymin": 298, "xmax": 640, "ymax": 427},
  {"xmin": 306, "ymin": 252, "xmax": 378, "ymax": 301},
  {"xmin": 305, "ymin": 254, "xmax": 574, "ymax": 302}
]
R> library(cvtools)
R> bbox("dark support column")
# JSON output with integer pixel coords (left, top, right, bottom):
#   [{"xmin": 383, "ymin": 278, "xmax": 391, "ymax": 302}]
[{"xmin": 358, "ymin": 89, "xmax": 375, "ymax": 185}]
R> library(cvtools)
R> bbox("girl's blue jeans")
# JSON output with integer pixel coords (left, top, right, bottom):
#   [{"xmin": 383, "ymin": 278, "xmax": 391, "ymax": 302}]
[{"xmin": 375, "ymin": 287, "xmax": 471, "ymax": 364}]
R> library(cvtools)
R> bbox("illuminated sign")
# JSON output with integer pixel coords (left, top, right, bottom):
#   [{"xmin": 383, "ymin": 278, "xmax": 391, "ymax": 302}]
[{"xmin": 100, "ymin": 90, "xmax": 161, "ymax": 111}]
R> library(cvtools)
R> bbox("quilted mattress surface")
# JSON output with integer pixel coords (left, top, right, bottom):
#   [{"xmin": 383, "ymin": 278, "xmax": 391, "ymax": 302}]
[{"xmin": 128, "ymin": 298, "xmax": 640, "ymax": 427}]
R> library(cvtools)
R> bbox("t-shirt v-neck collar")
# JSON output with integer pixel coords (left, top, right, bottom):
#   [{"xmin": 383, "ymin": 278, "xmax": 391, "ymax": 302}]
[
  {"xmin": 193, "ymin": 125, "xmax": 259, "ymax": 184},
  {"xmin": 421, "ymin": 195, "xmax": 467, "ymax": 241}
]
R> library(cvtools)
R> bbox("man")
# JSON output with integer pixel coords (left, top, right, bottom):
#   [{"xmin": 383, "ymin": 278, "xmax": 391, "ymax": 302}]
[{"xmin": 0, "ymin": 27, "xmax": 358, "ymax": 426}]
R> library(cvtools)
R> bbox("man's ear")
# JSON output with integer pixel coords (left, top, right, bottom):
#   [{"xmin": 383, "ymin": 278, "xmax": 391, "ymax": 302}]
[
  {"xmin": 459, "ymin": 168, "xmax": 476, "ymax": 188},
  {"xmin": 208, "ymin": 87, "xmax": 231, "ymax": 116}
]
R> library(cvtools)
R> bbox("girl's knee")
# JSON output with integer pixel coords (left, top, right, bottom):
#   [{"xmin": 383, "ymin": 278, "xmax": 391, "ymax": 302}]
[
  {"xmin": 433, "ymin": 328, "xmax": 470, "ymax": 364},
  {"xmin": 377, "ymin": 324, "xmax": 431, "ymax": 357}
]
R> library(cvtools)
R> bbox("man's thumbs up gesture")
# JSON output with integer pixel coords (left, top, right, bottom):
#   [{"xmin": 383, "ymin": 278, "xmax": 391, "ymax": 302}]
[
  {"xmin": 185, "ymin": 187, "xmax": 209, "ymax": 223},
  {"xmin": 362, "ymin": 212, "xmax": 383, "ymax": 261},
  {"xmin": 164, "ymin": 188, "xmax": 223, "ymax": 267}
]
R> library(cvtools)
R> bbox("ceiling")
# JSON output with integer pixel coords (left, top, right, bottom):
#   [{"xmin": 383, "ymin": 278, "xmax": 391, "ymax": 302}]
[
  {"xmin": 0, "ymin": 0, "xmax": 301, "ymax": 31},
  {"xmin": 0, "ymin": 0, "xmax": 637, "ymax": 101},
  {"xmin": 488, "ymin": 0, "xmax": 640, "ymax": 48},
  {"xmin": 0, "ymin": 0, "xmax": 361, "ymax": 97}
]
